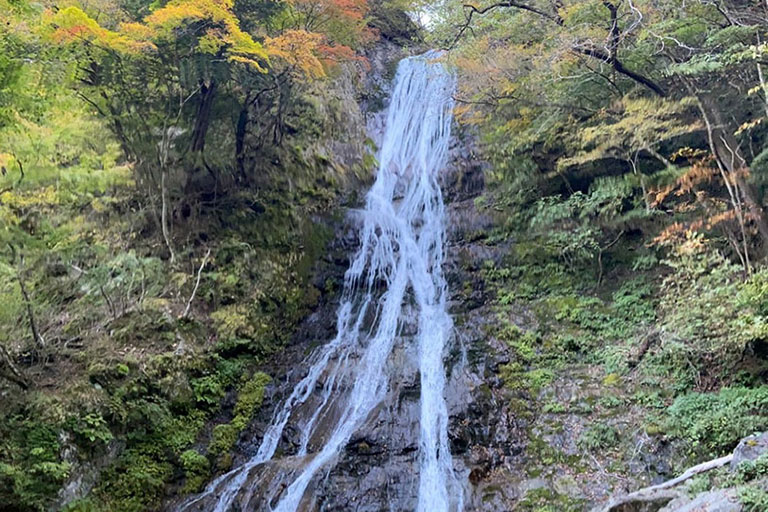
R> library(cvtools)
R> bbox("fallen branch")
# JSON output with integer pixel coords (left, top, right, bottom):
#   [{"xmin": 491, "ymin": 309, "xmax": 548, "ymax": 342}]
[
  {"xmin": 599, "ymin": 453, "xmax": 733, "ymax": 511},
  {"xmin": 182, "ymin": 248, "xmax": 211, "ymax": 318},
  {"xmin": 628, "ymin": 327, "xmax": 660, "ymax": 368}
]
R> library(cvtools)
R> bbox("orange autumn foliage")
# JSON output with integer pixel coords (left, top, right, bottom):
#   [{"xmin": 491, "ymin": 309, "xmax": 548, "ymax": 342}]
[
  {"xmin": 651, "ymin": 154, "xmax": 759, "ymax": 251},
  {"xmin": 266, "ymin": 30, "xmax": 326, "ymax": 78},
  {"xmin": 651, "ymin": 160, "xmax": 719, "ymax": 207},
  {"xmin": 265, "ymin": 29, "xmax": 369, "ymax": 79}
]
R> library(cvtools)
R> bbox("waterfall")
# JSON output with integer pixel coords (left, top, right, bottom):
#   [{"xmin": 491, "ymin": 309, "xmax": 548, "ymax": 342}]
[{"xmin": 178, "ymin": 51, "xmax": 462, "ymax": 512}]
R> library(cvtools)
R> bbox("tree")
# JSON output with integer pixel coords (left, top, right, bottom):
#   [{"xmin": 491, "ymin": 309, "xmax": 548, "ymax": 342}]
[
  {"xmin": 441, "ymin": 0, "xmax": 768, "ymax": 265},
  {"xmin": 46, "ymin": 0, "xmax": 372, "ymax": 224}
]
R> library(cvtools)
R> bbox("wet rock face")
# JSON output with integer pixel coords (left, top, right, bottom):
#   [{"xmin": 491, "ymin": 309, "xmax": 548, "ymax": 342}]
[
  {"xmin": 441, "ymin": 154, "xmax": 528, "ymax": 512},
  {"xmin": 190, "ymin": 105, "xmax": 522, "ymax": 511},
  {"xmin": 283, "ymin": 136, "xmax": 522, "ymax": 511},
  {"xmin": 301, "ymin": 128, "xmax": 523, "ymax": 512}
]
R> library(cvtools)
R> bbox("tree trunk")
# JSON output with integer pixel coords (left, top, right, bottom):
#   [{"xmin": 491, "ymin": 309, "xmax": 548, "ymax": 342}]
[
  {"xmin": 161, "ymin": 166, "xmax": 175, "ymax": 263},
  {"xmin": 703, "ymin": 95, "xmax": 768, "ymax": 247},
  {"xmin": 18, "ymin": 271, "xmax": 44, "ymax": 349},
  {"xmin": 190, "ymin": 79, "xmax": 217, "ymax": 154},
  {"xmin": 100, "ymin": 92, "xmax": 135, "ymax": 162},
  {"xmin": 235, "ymin": 99, "xmax": 250, "ymax": 182}
]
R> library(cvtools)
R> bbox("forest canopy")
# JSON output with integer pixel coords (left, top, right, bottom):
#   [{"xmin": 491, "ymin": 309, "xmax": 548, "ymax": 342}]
[{"xmin": 432, "ymin": 0, "xmax": 768, "ymax": 269}]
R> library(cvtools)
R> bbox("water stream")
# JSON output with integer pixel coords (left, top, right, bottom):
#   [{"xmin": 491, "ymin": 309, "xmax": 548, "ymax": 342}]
[{"xmin": 178, "ymin": 51, "xmax": 461, "ymax": 512}]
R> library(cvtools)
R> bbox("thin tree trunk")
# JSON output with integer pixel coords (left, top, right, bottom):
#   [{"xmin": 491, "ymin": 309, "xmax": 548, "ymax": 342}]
[
  {"xmin": 235, "ymin": 97, "xmax": 250, "ymax": 181},
  {"xmin": 757, "ymin": 32, "xmax": 768, "ymax": 120},
  {"xmin": 687, "ymin": 85, "xmax": 767, "ymax": 266},
  {"xmin": 0, "ymin": 344, "xmax": 28, "ymax": 389},
  {"xmin": 161, "ymin": 167, "xmax": 175, "ymax": 263},
  {"xmin": 16, "ymin": 263, "xmax": 44, "ymax": 349},
  {"xmin": 707, "ymin": 100, "xmax": 768, "ymax": 246},
  {"xmin": 182, "ymin": 248, "xmax": 211, "ymax": 318}
]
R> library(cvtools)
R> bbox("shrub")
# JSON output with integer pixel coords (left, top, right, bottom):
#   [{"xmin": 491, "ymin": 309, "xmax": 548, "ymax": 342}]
[
  {"xmin": 96, "ymin": 450, "xmax": 173, "ymax": 512},
  {"xmin": 179, "ymin": 449, "xmax": 210, "ymax": 493},
  {"xmin": 658, "ymin": 250, "xmax": 767, "ymax": 381},
  {"xmin": 664, "ymin": 387, "xmax": 768, "ymax": 457},
  {"xmin": 577, "ymin": 423, "xmax": 620, "ymax": 452}
]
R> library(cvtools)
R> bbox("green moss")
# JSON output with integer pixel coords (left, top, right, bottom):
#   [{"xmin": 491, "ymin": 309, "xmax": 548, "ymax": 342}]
[
  {"xmin": 207, "ymin": 372, "xmax": 271, "ymax": 462},
  {"xmin": 180, "ymin": 449, "xmax": 210, "ymax": 493},
  {"xmin": 208, "ymin": 423, "xmax": 238, "ymax": 460},
  {"xmin": 501, "ymin": 364, "xmax": 554, "ymax": 397},
  {"xmin": 527, "ymin": 435, "xmax": 582, "ymax": 469},
  {"xmin": 517, "ymin": 487, "xmax": 585, "ymax": 512},
  {"xmin": 61, "ymin": 497, "xmax": 101, "ymax": 511},
  {"xmin": 232, "ymin": 372, "xmax": 271, "ymax": 426},
  {"xmin": 596, "ymin": 395, "xmax": 623, "ymax": 409},
  {"xmin": 542, "ymin": 401, "xmax": 567, "ymax": 413}
]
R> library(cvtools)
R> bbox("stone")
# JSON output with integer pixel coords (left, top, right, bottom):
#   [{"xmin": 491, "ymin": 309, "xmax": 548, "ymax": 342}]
[
  {"xmin": 730, "ymin": 432, "xmax": 768, "ymax": 470},
  {"xmin": 670, "ymin": 489, "xmax": 741, "ymax": 512},
  {"xmin": 554, "ymin": 474, "xmax": 584, "ymax": 498}
]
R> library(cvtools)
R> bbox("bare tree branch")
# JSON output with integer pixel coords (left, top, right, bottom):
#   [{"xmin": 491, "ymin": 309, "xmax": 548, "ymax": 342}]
[
  {"xmin": 182, "ymin": 248, "xmax": 211, "ymax": 318},
  {"xmin": 450, "ymin": 0, "xmax": 667, "ymax": 96}
]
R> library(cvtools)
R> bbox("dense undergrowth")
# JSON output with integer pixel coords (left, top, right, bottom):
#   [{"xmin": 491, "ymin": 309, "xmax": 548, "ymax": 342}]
[
  {"xmin": 429, "ymin": 0, "xmax": 768, "ymax": 506},
  {"xmin": 0, "ymin": 152, "xmax": 352, "ymax": 511},
  {"xmin": 467, "ymin": 169, "xmax": 768, "ymax": 509}
]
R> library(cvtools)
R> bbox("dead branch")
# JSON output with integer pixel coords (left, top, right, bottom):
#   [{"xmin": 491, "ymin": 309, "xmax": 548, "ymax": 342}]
[
  {"xmin": 0, "ymin": 344, "xmax": 29, "ymax": 389},
  {"xmin": 182, "ymin": 248, "xmax": 211, "ymax": 318},
  {"xmin": 599, "ymin": 453, "xmax": 733, "ymax": 512}
]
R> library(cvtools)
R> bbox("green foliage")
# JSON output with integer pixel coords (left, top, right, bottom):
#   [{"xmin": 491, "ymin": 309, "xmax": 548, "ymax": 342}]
[
  {"xmin": 734, "ymin": 453, "xmax": 768, "ymax": 484},
  {"xmin": 516, "ymin": 486, "xmax": 585, "ymax": 512},
  {"xmin": 207, "ymin": 371, "xmax": 270, "ymax": 461},
  {"xmin": 0, "ymin": 417, "xmax": 71, "ymax": 511},
  {"xmin": 96, "ymin": 449, "xmax": 174, "ymax": 512},
  {"xmin": 664, "ymin": 387, "xmax": 768, "ymax": 457},
  {"xmin": 0, "ymin": 1, "xmax": 369, "ymax": 512},
  {"xmin": 233, "ymin": 372, "xmax": 271, "ymax": 421},
  {"xmin": 577, "ymin": 423, "xmax": 620, "ymax": 452},
  {"xmin": 657, "ymin": 247, "xmax": 768, "ymax": 382},
  {"xmin": 739, "ymin": 486, "xmax": 768, "ymax": 512},
  {"xmin": 68, "ymin": 413, "xmax": 113, "ymax": 446},
  {"xmin": 191, "ymin": 375, "xmax": 226, "ymax": 407},
  {"xmin": 208, "ymin": 423, "xmax": 239, "ymax": 459},
  {"xmin": 179, "ymin": 449, "xmax": 210, "ymax": 493}
]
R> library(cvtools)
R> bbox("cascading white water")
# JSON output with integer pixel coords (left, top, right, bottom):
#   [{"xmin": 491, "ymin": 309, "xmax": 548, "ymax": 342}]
[{"xmin": 178, "ymin": 51, "xmax": 461, "ymax": 512}]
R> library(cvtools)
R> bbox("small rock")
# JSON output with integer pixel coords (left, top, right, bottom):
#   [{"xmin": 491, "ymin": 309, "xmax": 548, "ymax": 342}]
[
  {"xmin": 554, "ymin": 474, "xmax": 583, "ymax": 498},
  {"xmin": 730, "ymin": 432, "xmax": 768, "ymax": 470},
  {"xmin": 518, "ymin": 478, "xmax": 550, "ymax": 494}
]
